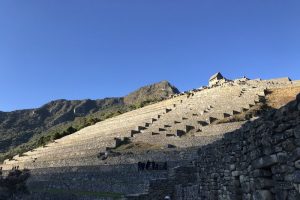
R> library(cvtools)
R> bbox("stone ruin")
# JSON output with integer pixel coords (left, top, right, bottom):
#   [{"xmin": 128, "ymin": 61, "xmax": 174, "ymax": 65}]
[
  {"xmin": 129, "ymin": 93, "xmax": 300, "ymax": 200},
  {"xmin": 209, "ymin": 72, "xmax": 228, "ymax": 87},
  {"xmin": 0, "ymin": 73, "xmax": 300, "ymax": 199}
]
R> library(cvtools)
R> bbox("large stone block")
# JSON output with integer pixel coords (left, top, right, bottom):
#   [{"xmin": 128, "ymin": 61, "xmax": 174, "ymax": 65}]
[
  {"xmin": 252, "ymin": 155, "xmax": 278, "ymax": 169},
  {"xmin": 252, "ymin": 169, "xmax": 272, "ymax": 178},
  {"xmin": 276, "ymin": 152, "xmax": 288, "ymax": 163},
  {"xmin": 292, "ymin": 171, "xmax": 300, "ymax": 184},
  {"xmin": 271, "ymin": 165, "xmax": 294, "ymax": 174},
  {"xmin": 295, "ymin": 160, "xmax": 300, "ymax": 169},
  {"xmin": 253, "ymin": 190, "xmax": 273, "ymax": 200},
  {"xmin": 287, "ymin": 189, "xmax": 300, "ymax": 200},
  {"xmin": 294, "ymin": 126, "xmax": 300, "ymax": 139},
  {"xmin": 255, "ymin": 178, "xmax": 274, "ymax": 189},
  {"xmin": 290, "ymin": 148, "xmax": 300, "ymax": 161},
  {"xmin": 241, "ymin": 181, "xmax": 251, "ymax": 193},
  {"xmin": 275, "ymin": 190, "xmax": 288, "ymax": 200},
  {"xmin": 282, "ymin": 138, "xmax": 296, "ymax": 152}
]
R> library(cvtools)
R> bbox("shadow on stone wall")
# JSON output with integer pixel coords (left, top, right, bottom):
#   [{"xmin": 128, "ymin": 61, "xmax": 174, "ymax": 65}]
[
  {"xmin": 127, "ymin": 94, "xmax": 300, "ymax": 200},
  {"xmin": 0, "ymin": 169, "xmax": 30, "ymax": 200}
]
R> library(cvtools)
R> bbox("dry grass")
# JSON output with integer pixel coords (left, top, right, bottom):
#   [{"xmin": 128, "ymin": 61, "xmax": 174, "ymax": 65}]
[
  {"xmin": 216, "ymin": 86, "xmax": 300, "ymax": 124},
  {"xmin": 265, "ymin": 86, "xmax": 300, "ymax": 109},
  {"xmin": 215, "ymin": 103, "xmax": 264, "ymax": 124}
]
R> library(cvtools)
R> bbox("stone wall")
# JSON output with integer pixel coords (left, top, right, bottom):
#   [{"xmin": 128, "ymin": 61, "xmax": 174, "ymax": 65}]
[{"xmin": 131, "ymin": 94, "xmax": 300, "ymax": 200}]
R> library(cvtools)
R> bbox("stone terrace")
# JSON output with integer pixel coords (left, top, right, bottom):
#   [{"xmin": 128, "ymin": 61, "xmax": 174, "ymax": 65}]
[
  {"xmin": 132, "ymin": 93, "xmax": 300, "ymax": 200},
  {"xmin": 1, "ymin": 76, "xmax": 299, "ymax": 199}
]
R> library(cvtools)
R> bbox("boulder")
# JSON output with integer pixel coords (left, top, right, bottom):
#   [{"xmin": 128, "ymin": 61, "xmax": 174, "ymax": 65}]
[
  {"xmin": 293, "ymin": 171, "xmax": 300, "ymax": 183},
  {"xmin": 253, "ymin": 190, "xmax": 273, "ymax": 200},
  {"xmin": 295, "ymin": 160, "xmax": 300, "ymax": 169},
  {"xmin": 252, "ymin": 155, "xmax": 278, "ymax": 169}
]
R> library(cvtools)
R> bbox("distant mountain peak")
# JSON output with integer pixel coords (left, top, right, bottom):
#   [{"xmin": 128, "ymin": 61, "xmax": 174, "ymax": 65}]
[{"xmin": 124, "ymin": 81, "xmax": 180, "ymax": 105}]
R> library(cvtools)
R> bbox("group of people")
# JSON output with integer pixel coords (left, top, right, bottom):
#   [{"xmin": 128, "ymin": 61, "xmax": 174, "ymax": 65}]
[
  {"xmin": 11, "ymin": 166, "xmax": 19, "ymax": 170},
  {"xmin": 138, "ymin": 161, "xmax": 168, "ymax": 171}
]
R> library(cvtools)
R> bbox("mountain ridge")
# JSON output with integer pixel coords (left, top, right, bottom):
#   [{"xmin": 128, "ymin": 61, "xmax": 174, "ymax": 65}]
[{"xmin": 0, "ymin": 81, "xmax": 180, "ymax": 155}]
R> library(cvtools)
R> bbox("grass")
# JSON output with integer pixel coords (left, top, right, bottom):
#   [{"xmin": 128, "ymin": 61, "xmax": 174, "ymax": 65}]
[
  {"xmin": 215, "ymin": 86, "xmax": 300, "ymax": 125},
  {"xmin": 264, "ymin": 87, "xmax": 300, "ymax": 109},
  {"xmin": 0, "ymin": 99, "xmax": 162, "ymax": 163},
  {"xmin": 214, "ymin": 103, "xmax": 268, "ymax": 125}
]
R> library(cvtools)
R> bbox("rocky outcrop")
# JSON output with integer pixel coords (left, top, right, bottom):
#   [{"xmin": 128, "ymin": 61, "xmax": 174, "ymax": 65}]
[{"xmin": 124, "ymin": 80, "xmax": 180, "ymax": 105}]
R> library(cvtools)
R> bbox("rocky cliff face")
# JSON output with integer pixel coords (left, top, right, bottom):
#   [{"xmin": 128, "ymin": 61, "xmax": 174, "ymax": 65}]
[{"xmin": 0, "ymin": 81, "xmax": 179, "ymax": 153}]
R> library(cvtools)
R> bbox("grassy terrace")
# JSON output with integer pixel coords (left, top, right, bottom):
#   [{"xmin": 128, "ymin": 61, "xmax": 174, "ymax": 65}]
[{"xmin": 0, "ymin": 99, "xmax": 161, "ymax": 163}]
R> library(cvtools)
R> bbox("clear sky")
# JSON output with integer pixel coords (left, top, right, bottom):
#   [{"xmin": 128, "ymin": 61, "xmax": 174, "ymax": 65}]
[{"xmin": 1, "ymin": 0, "xmax": 300, "ymax": 111}]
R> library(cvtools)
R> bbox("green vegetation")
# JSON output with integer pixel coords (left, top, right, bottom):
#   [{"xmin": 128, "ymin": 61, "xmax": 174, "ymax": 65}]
[
  {"xmin": 0, "ymin": 81, "xmax": 178, "ymax": 163},
  {"xmin": 129, "ymin": 98, "xmax": 160, "ymax": 110},
  {"xmin": 0, "ymin": 99, "xmax": 161, "ymax": 163}
]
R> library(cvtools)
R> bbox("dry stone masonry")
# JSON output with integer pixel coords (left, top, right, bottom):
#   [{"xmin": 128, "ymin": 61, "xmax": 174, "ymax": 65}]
[
  {"xmin": 133, "ymin": 93, "xmax": 300, "ymax": 200},
  {"xmin": 1, "ymin": 74, "xmax": 300, "ymax": 199}
]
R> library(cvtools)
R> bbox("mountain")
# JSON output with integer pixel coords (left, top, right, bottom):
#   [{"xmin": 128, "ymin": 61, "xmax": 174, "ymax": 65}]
[
  {"xmin": 124, "ymin": 80, "xmax": 180, "ymax": 105},
  {"xmin": 0, "ymin": 81, "xmax": 179, "ymax": 155}
]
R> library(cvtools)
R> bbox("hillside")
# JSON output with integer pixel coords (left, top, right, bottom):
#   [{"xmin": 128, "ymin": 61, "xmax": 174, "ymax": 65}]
[
  {"xmin": 133, "ymin": 88, "xmax": 300, "ymax": 200},
  {"xmin": 0, "ymin": 81, "xmax": 179, "ymax": 158},
  {"xmin": 1, "ymin": 75, "xmax": 300, "ymax": 200}
]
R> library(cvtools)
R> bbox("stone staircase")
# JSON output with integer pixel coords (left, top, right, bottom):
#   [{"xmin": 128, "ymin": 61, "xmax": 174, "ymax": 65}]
[{"xmin": 131, "ymin": 84, "xmax": 265, "ymax": 148}]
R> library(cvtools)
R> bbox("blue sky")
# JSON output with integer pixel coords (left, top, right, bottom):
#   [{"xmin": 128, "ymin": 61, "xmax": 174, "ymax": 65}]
[{"xmin": 0, "ymin": 1, "xmax": 300, "ymax": 111}]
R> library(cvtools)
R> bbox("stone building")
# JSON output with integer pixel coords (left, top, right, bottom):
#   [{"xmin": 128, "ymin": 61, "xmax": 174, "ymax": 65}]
[{"xmin": 209, "ymin": 72, "xmax": 226, "ymax": 87}]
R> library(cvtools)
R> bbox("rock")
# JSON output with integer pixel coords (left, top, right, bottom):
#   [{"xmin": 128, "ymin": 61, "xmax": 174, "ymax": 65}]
[
  {"xmin": 293, "ymin": 171, "xmax": 300, "ymax": 183},
  {"xmin": 294, "ymin": 126, "xmax": 300, "ymax": 138},
  {"xmin": 252, "ymin": 169, "xmax": 272, "ymax": 177},
  {"xmin": 231, "ymin": 171, "xmax": 242, "ymax": 177},
  {"xmin": 275, "ymin": 190, "xmax": 288, "ymax": 200},
  {"xmin": 288, "ymin": 190, "xmax": 300, "ymax": 200},
  {"xmin": 241, "ymin": 182, "xmax": 251, "ymax": 193},
  {"xmin": 255, "ymin": 178, "xmax": 274, "ymax": 189},
  {"xmin": 294, "ymin": 183, "xmax": 300, "ymax": 193},
  {"xmin": 275, "ymin": 123, "xmax": 292, "ymax": 133},
  {"xmin": 253, "ymin": 190, "xmax": 273, "ymax": 200},
  {"xmin": 282, "ymin": 139, "xmax": 296, "ymax": 152},
  {"xmin": 229, "ymin": 164, "xmax": 236, "ymax": 171},
  {"xmin": 271, "ymin": 165, "xmax": 290, "ymax": 174},
  {"xmin": 295, "ymin": 160, "xmax": 300, "ymax": 169},
  {"xmin": 296, "ymin": 93, "xmax": 300, "ymax": 102},
  {"xmin": 252, "ymin": 155, "xmax": 278, "ymax": 169},
  {"xmin": 295, "ymin": 139, "xmax": 300, "ymax": 147},
  {"xmin": 276, "ymin": 152, "xmax": 288, "ymax": 163},
  {"xmin": 290, "ymin": 148, "xmax": 300, "ymax": 161}
]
